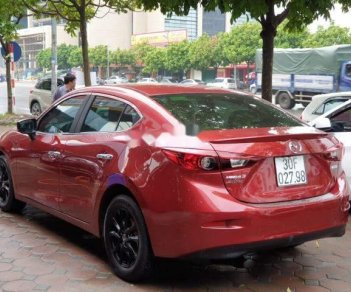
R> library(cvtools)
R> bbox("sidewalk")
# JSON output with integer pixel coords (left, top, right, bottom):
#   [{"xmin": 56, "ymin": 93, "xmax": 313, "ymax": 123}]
[{"xmin": 0, "ymin": 205, "xmax": 350, "ymax": 291}]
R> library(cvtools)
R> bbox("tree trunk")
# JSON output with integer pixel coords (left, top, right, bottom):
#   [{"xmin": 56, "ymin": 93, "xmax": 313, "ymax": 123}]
[
  {"xmin": 79, "ymin": 8, "xmax": 91, "ymax": 86},
  {"xmin": 260, "ymin": 24, "xmax": 276, "ymax": 103},
  {"xmin": 5, "ymin": 56, "xmax": 13, "ymax": 114}
]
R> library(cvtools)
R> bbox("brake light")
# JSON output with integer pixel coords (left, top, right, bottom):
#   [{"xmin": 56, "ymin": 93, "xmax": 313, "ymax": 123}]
[
  {"xmin": 323, "ymin": 145, "xmax": 344, "ymax": 178},
  {"xmin": 324, "ymin": 147, "xmax": 343, "ymax": 161},
  {"xmin": 162, "ymin": 150, "xmax": 219, "ymax": 171},
  {"xmin": 163, "ymin": 150, "xmax": 255, "ymax": 171},
  {"xmin": 30, "ymin": 90, "xmax": 33, "ymax": 94}
]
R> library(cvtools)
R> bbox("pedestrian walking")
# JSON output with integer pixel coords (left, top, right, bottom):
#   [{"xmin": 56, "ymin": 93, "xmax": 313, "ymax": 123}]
[{"xmin": 53, "ymin": 73, "xmax": 76, "ymax": 102}]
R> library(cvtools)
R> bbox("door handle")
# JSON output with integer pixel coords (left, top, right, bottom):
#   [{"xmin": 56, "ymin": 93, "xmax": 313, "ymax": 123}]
[
  {"xmin": 96, "ymin": 153, "xmax": 114, "ymax": 160},
  {"xmin": 48, "ymin": 151, "xmax": 61, "ymax": 159}
]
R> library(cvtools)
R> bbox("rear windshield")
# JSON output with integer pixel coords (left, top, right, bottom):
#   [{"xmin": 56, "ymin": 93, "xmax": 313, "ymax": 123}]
[{"xmin": 152, "ymin": 94, "xmax": 303, "ymax": 136}]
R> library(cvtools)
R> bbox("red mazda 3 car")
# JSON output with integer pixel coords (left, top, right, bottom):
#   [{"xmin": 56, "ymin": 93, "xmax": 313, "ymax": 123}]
[{"xmin": 0, "ymin": 85, "xmax": 349, "ymax": 281}]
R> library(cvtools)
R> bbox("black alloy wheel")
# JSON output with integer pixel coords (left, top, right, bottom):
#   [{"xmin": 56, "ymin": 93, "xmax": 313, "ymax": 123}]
[
  {"xmin": 0, "ymin": 156, "xmax": 26, "ymax": 212},
  {"xmin": 104, "ymin": 195, "xmax": 153, "ymax": 282}
]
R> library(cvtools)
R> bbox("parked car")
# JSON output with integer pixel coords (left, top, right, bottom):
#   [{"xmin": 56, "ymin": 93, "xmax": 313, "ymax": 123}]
[
  {"xmin": 29, "ymin": 78, "xmax": 64, "ymax": 115},
  {"xmin": 159, "ymin": 78, "xmax": 178, "ymax": 84},
  {"xmin": 105, "ymin": 76, "xmax": 128, "ymax": 85},
  {"xmin": 207, "ymin": 78, "xmax": 237, "ymax": 89},
  {"xmin": 301, "ymin": 92, "xmax": 351, "ymax": 122},
  {"xmin": 96, "ymin": 77, "xmax": 105, "ymax": 85},
  {"xmin": 1, "ymin": 85, "xmax": 349, "ymax": 282},
  {"xmin": 309, "ymin": 99, "xmax": 351, "ymax": 190},
  {"xmin": 179, "ymin": 79, "xmax": 205, "ymax": 85},
  {"xmin": 137, "ymin": 78, "xmax": 158, "ymax": 83}
]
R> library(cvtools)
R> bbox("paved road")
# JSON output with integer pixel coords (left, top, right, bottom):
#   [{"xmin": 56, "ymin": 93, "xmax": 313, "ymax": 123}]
[{"xmin": 0, "ymin": 81, "xmax": 35, "ymax": 115}]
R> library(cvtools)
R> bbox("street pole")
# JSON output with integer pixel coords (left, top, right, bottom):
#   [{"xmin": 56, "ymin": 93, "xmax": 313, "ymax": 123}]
[{"xmin": 51, "ymin": 17, "xmax": 57, "ymax": 98}]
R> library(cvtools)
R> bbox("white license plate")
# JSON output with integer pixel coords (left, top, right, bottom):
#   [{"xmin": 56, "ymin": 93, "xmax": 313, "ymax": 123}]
[{"xmin": 275, "ymin": 156, "xmax": 307, "ymax": 187}]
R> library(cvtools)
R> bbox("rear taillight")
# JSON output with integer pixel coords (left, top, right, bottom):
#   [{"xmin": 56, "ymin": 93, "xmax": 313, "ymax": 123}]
[
  {"xmin": 323, "ymin": 145, "xmax": 344, "ymax": 178},
  {"xmin": 163, "ymin": 150, "xmax": 255, "ymax": 171},
  {"xmin": 30, "ymin": 90, "xmax": 33, "ymax": 94},
  {"xmin": 324, "ymin": 147, "xmax": 343, "ymax": 161},
  {"xmin": 162, "ymin": 150, "xmax": 219, "ymax": 171}
]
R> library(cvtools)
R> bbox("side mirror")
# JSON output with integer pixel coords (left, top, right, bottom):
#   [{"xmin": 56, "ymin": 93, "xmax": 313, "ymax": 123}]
[
  {"xmin": 17, "ymin": 118, "xmax": 37, "ymax": 140},
  {"xmin": 312, "ymin": 117, "xmax": 332, "ymax": 130}
]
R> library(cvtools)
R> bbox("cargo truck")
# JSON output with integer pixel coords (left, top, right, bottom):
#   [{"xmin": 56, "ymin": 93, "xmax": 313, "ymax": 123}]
[{"xmin": 254, "ymin": 45, "xmax": 351, "ymax": 109}]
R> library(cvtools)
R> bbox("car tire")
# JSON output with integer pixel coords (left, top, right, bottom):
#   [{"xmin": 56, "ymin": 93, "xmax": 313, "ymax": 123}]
[
  {"xmin": 277, "ymin": 92, "xmax": 296, "ymax": 109},
  {"xmin": 0, "ymin": 156, "xmax": 26, "ymax": 213},
  {"xmin": 31, "ymin": 101, "xmax": 42, "ymax": 116},
  {"xmin": 103, "ymin": 195, "xmax": 154, "ymax": 282}
]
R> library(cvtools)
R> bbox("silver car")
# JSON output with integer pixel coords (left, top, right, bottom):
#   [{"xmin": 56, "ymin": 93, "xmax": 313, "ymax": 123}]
[
  {"xmin": 29, "ymin": 78, "xmax": 64, "ymax": 115},
  {"xmin": 104, "ymin": 76, "xmax": 128, "ymax": 85},
  {"xmin": 301, "ymin": 92, "xmax": 351, "ymax": 122}
]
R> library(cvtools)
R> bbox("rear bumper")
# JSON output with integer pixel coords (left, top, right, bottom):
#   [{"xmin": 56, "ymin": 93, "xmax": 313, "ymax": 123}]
[
  {"xmin": 147, "ymin": 174, "xmax": 350, "ymax": 258},
  {"xmin": 183, "ymin": 225, "xmax": 346, "ymax": 260}
]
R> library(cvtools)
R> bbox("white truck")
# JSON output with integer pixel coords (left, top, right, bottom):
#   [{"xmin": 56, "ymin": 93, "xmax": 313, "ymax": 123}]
[{"xmin": 255, "ymin": 45, "xmax": 351, "ymax": 109}]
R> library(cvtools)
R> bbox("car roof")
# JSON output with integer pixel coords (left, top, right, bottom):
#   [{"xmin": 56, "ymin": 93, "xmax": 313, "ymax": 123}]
[
  {"xmin": 313, "ymin": 91, "xmax": 351, "ymax": 99},
  {"xmin": 71, "ymin": 84, "xmax": 249, "ymax": 97}
]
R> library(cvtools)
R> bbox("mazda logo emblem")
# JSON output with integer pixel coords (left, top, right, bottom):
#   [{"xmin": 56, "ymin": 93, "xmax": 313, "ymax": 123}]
[{"xmin": 288, "ymin": 141, "xmax": 302, "ymax": 154}]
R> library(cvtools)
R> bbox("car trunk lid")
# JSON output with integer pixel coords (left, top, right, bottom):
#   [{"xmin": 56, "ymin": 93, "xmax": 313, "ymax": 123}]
[{"xmin": 198, "ymin": 127, "xmax": 340, "ymax": 204}]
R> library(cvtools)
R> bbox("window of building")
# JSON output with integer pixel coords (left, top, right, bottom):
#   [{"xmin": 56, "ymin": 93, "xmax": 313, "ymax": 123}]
[
  {"xmin": 165, "ymin": 8, "xmax": 197, "ymax": 40},
  {"xmin": 202, "ymin": 8, "xmax": 225, "ymax": 36}
]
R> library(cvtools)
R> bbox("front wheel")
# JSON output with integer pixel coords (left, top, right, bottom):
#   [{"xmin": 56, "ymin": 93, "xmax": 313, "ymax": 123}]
[
  {"xmin": 0, "ymin": 156, "xmax": 26, "ymax": 212},
  {"xmin": 103, "ymin": 195, "xmax": 154, "ymax": 282}
]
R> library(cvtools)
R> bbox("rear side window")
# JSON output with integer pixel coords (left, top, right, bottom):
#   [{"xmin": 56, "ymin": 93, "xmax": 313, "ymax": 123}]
[
  {"xmin": 117, "ymin": 105, "xmax": 141, "ymax": 131},
  {"xmin": 153, "ymin": 94, "xmax": 302, "ymax": 136},
  {"xmin": 314, "ymin": 98, "xmax": 349, "ymax": 115},
  {"xmin": 81, "ymin": 96, "xmax": 126, "ymax": 132}
]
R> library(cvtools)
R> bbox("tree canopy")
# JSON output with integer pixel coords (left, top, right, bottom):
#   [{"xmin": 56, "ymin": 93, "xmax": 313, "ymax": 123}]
[
  {"xmin": 23, "ymin": 0, "xmax": 133, "ymax": 86},
  {"xmin": 303, "ymin": 23, "xmax": 351, "ymax": 48},
  {"xmin": 275, "ymin": 21, "xmax": 310, "ymax": 48},
  {"xmin": 221, "ymin": 22, "xmax": 262, "ymax": 65},
  {"xmin": 165, "ymin": 41, "xmax": 191, "ymax": 73},
  {"xmin": 189, "ymin": 34, "xmax": 227, "ymax": 71},
  {"xmin": 136, "ymin": 0, "xmax": 349, "ymax": 102}
]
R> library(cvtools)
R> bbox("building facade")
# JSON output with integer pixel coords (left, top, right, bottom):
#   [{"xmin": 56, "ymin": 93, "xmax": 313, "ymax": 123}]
[{"xmin": 0, "ymin": 7, "xmax": 251, "ymax": 79}]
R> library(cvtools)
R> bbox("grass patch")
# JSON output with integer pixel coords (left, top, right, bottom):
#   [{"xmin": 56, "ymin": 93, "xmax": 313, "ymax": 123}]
[{"xmin": 0, "ymin": 113, "xmax": 32, "ymax": 126}]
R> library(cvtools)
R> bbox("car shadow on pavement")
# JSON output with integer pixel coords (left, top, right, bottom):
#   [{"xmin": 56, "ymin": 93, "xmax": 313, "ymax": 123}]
[{"xmin": 3, "ymin": 205, "xmax": 350, "ymax": 291}]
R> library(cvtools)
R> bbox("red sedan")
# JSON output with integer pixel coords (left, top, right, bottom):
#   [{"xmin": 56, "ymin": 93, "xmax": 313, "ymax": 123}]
[{"xmin": 0, "ymin": 85, "xmax": 349, "ymax": 282}]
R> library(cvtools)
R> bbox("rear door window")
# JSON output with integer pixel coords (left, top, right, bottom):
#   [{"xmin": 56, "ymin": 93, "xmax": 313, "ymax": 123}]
[
  {"xmin": 42, "ymin": 80, "xmax": 51, "ymax": 91},
  {"xmin": 314, "ymin": 98, "xmax": 349, "ymax": 115},
  {"xmin": 153, "ymin": 94, "xmax": 302, "ymax": 136},
  {"xmin": 117, "ymin": 105, "xmax": 141, "ymax": 131},
  {"xmin": 81, "ymin": 96, "xmax": 126, "ymax": 132}
]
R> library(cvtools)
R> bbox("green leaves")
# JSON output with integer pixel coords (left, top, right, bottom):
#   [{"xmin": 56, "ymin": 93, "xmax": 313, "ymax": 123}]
[
  {"xmin": 110, "ymin": 49, "xmax": 136, "ymax": 67},
  {"xmin": 36, "ymin": 48, "xmax": 52, "ymax": 69},
  {"xmin": 302, "ymin": 23, "xmax": 351, "ymax": 48},
  {"xmin": 0, "ymin": 0, "xmax": 29, "ymax": 44},
  {"xmin": 221, "ymin": 22, "xmax": 262, "ymax": 64},
  {"xmin": 275, "ymin": 21, "xmax": 310, "ymax": 48},
  {"xmin": 189, "ymin": 34, "xmax": 227, "ymax": 70},
  {"xmin": 165, "ymin": 41, "xmax": 191, "ymax": 72}
]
